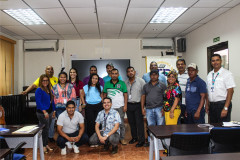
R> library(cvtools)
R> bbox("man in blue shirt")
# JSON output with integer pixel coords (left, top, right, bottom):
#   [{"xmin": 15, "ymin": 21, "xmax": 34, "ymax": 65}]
[
  {"xmin": 185, "ymin": 63, "xmax": 207, "ymax": 124},
  {"xmin": 103, "ymin": 63, "xmax": 123, "ymax": 83},
  {"xmin": 142, "ymin": 61, "xmax": 167, "ymax": 85},
  {"xmin": 89, "ymin": 97, "xmax": 121, "ymax": 154}
]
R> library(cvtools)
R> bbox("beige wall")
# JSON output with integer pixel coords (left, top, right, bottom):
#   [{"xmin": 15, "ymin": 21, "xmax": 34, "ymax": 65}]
[
  {"xmin": 22, "ymin": 39, "xmax": 177, "ymax": 91},
  {"xmin": 184, "ymin": 4, "xmax": 240, "ymax": 121}
]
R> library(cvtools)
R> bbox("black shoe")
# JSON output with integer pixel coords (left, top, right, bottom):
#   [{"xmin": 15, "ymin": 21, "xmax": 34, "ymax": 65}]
[
  {"xmin": 143, "ymin": 142, "xmax": 149, "ymax": 147},
  {"xmin": 103, "ymin": 144, "xmax": 109, "ymax": 151},
  {"xmin": 48, "ymin": 138, "xmax": 55, "ymax": 142},
  {"xmin": 111, "ymin": 146, "xmax": 118, "ymax": 154},
  {"xmin": 136, "ymin": 141, "xmax": 145, "ymax": 147},
  {"xmin": 129, "ymin": 138, "xmax": 138, "ymax": 144}
]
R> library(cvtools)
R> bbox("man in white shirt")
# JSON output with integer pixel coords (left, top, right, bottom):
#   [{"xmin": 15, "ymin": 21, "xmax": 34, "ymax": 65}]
[
  {"xmin": 176, "ymin": 59, "xmax": 189, "ymax": 123},
  {"xmin": 57, "ymin": 100, "xmax": 88, "ymax": 155},
  {"xmin": 206, "ymin": 54, "xmax": 236, "ymax": 123}
]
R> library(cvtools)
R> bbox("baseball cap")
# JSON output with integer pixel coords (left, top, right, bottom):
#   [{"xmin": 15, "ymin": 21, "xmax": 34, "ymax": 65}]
[{"xmin": 187, "ymin": 63, "xmax": 198, "ymax": 70}]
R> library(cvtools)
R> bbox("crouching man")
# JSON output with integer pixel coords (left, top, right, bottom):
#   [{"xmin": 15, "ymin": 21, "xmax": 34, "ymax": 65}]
[
  {"xmin": 57, "ymin": 100, "xmax": 88, "ymax": 155},
  {"xmin": 89, "ymin": 97, "xmax": 121, "ymax": 154}
]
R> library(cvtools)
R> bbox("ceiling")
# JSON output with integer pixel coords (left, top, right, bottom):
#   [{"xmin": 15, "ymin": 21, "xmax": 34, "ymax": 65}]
[{"xmin": 0, "ymin": 0, "xmax": 239, "ymax": 40}]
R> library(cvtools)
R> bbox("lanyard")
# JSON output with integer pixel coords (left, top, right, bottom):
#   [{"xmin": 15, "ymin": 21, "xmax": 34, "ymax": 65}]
[
  {"xmin": 103, "ymin": 113, "xmax": 109, "ymax": 131},
  {"xmin": 211, "ymin": 72, "xmax": 219, "ymax": 92}
]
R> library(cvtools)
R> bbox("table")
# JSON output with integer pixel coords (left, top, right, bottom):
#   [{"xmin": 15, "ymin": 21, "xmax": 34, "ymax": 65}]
[
  {"xmin": 148, "ymin": 124, "xmax": 209, "ymax": 160},
  {"xmin": 0, "ymin": 149, "xmax": 11, "ymax": 159},
  {"xmin": 161, "ymin": 152, "xmax": 240, "ymax": 160},
  {"xmin": 0, "ymin": 125, "xmax": 45, "ymax": 160}
]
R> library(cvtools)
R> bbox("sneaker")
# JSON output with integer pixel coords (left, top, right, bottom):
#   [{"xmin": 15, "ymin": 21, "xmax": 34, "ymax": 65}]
[
  {"xmin": 120, "ymin": 139, "xmax": 127, "ymax": 145},
  {"xmin": 61, "ymin": 147, "xmax": 67, "ymax": 155},
  {"xmin": 73, "ymin": 145, "xmax": 79, "ymax": 154},
  {"xmin": 65, "ymin": 142, "xmax": 72, "ymax": 149}
]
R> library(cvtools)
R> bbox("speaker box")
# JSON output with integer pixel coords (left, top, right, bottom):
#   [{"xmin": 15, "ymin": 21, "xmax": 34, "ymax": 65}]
[{"xmin": 177, "ymin": 38, "xmax": 186, "ymax": 52}]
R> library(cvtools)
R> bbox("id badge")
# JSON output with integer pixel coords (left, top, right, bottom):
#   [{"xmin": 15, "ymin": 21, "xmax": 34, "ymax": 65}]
[
  {"xmin": 63, "ymin": 99, "xmax": 67, "ymax": 104},
  {"xmin": 129, "ymin": 94, "xmax": 132, "ymax": 100}
]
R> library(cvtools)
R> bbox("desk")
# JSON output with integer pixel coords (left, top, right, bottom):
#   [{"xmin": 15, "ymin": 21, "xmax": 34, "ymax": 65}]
[
  {"xmin": 0, "ymin": 149, "xmax": 11, "ymax": 159},
  {"xmin": 0, "ymin": 125, "xmax": 44, "ymax": 160},
  {"xmin": 148, "ymin": 124, "xmax": 209, "ymax": 160},
  {"xmin": 161, "ymin": 152, "xmax": 240, "ymax": 160}
]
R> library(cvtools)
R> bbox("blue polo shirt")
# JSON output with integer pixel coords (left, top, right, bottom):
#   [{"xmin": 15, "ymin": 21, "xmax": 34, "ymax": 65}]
[{"xmin": 185, "ymin": 76, "xmax": 207, "ymax": 113}]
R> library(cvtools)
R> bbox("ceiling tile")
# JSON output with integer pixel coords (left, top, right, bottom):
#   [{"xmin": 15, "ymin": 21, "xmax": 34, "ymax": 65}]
[
  {"xmin": 121, "ymin": 24, "xmax": 146, "ymax": 34},
  {"xmin": 138, "ymin": 33, "xmax": 158, "ymax": 38},
  {"xmin": 34, "ymin": 8, "xmax": 71, "ymax": 24},
  {"xmin": 3, "ymin": 26, "xmax": 37, "ymax": 36},
  {"xmin": 161, "ymin": 23, "xmax": 193, "ymax": 34},
  {"xmin": 98, "ymin": 7, "xmax": 126, "ymax": 23},
  {"xmin": 96, "ymin": 0, "xmax": 129, "ymax": 7},
  {"xmin": 224, "ymin": 0, "xmax": 240, "ymax": 7},
  {"xmin": 142, "ymin": 24, "xmax": 170, "ymax": 34},
  {"xmin": 61, "ymin": 0, "xmax": 95, "ymax": 8},
  {"xmin": 99, "ymin": 23, "xmax": 121, "ymax": 34},
  {"xmin": 119, "ymin": 33, "xmax": 138, "ymax": 39},
  {"xmin": 161, "ymin": 0, "xmax": 198, "ymax": 8},
  {"xmin": 124, "ymin": 8, "xmax": 158, "ymax": 24},
  {"xmin": 81, "ymin": 34, "xmax": 100, "ymax": 39},
  {"xmin": 51, "ymin": 24, "xmax": 78, "ymax": 34},
  {"xmin": 157, "ymin": 33, "xmax": 177, "ymax": 38},
  {"xmin": 75, "ymin": 24, "xmax": 99, "ymax": 34},
  {"xmin": 193, "ymin": 0, "xmax": 231, "ymax": 8},
  {"xmin": 129, "ymin": 0, "xmax": 164, "ymax": 8},
  {"xmin": 174, "ymin": 8, "xmax": 218, "ymax": 24},
  {"xmin": 22, "ymin": 35, "xmax": 44, "ymax": 40},
  {"xmin": 0, "ymin": 0, "xmax": 29, "ymax": 9},
  {"xmin": 61, "ymin": 34, "xmax": 81, "ymax": 39},
  {"xmin": 24, "ymin": 0, "xmax": 61, "ymax": 9},
  {"xmin": 41, "ymin": 34, "xmax": 63, "ymax": 39},
  {"xmin": 0, "ymin": 11, "xmax": 22, "ymax": 26},
  {"xmin": 27, "ymin": 25, "xmax": 57, "ymax": 35},
  {"xmin": 66, "ymin": 8, "xmax": 97, "ymax": 24},
  {"xmin": 181, "ymin": 23, "xmax": 203, "ymax": 34},
  {"xmin": 101, "ymin": 33, "xmax": 119, "ymax": 39},
  {"xmin": 12, "ymin": 35, "xmax": 24, "ymax": 40},
  {"xmin": 199, "ymin": 8, "xmax": 231, "ymax": 24}
]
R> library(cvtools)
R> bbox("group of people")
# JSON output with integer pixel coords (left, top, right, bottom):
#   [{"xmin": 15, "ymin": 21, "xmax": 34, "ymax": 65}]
[{"xmin": 21, "ymin": 54, "xmax": 235, "ymax": 155}]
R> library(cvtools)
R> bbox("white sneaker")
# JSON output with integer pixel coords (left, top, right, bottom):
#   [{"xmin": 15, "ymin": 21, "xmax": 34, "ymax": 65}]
[
  {"xmin": 61, "ymin": 147, "xmax": 67, "ymax": 155},
  {"xmin": 65, "ymin": 142, "xmax": 72, "ymax": 149},
  {"xmin": 73, "ymin": 145, "xmax": 79, "ymax": 153}
]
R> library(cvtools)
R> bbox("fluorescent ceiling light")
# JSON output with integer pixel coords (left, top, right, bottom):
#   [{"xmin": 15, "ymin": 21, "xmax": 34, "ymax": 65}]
[
  {"xmin": 150, "ymin": 7, "xmax": 187, "ymax": 23},
  {"xmin": 3, "ymin": 9, "xmax": 46, "ymax": 25}
]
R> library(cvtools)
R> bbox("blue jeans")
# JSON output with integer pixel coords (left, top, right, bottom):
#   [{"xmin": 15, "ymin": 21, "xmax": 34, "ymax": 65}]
[
  {"xmin": 146, "ymin": 107, "xmax": 164, "ymax": 142},
  {"xmin": 57, "ymin": 130, "xmax": 89, "ymax": 149},
  {"xmin": 75, "ymin": 98, "xmax": 80, "ymax": 112},
  {"xmin": 146, "ymin": 107, "xmax": 164, "ymax": 126},
  {"xmin": 186, "ymin": 109, "xmax": 205, "ymax": 124},
  {"xmin": 48, "ymin": 117, "xmax": 55, "ymax": 138},
  {"xmin": 56, "ymin": 108, "xmax": 66, "ymax": 118}
]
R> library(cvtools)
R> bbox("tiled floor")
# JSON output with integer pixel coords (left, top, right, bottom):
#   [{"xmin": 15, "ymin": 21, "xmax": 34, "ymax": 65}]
[{"xmin": 24, "ymin": 123, "xmax": 166, "ymax": 160}]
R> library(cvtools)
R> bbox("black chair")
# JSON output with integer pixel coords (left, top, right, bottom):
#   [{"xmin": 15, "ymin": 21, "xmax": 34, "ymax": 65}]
[
  {"xmin": 0, "ymin": 136, "xmax": 26, "ymax": 160},
  {"xmin": 210, "ymin": 127, "xmax": 240, "ymax": 153},
  {"xmin": 162, "ymin": 132, "xmax": 213, "ymax": 156}
]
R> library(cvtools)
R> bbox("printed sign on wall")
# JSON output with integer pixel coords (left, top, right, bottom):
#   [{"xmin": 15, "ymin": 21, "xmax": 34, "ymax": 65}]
[{"xmin": 146, "ymin": 56, "xmax": 178, "ymax": 76}]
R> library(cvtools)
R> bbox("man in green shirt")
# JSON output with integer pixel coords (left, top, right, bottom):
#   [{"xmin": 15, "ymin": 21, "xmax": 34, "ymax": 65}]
[{"xmin": 103, "ymin": 68, "xmax": 128, "ymax": 145}]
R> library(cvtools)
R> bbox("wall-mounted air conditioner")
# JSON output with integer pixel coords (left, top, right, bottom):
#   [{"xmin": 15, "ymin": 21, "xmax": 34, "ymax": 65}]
[
  {"xmin": 24, "ymin": 40, "xmax": 59, "ymax": 52},
  {"xmin": 141, "ymin": 38, "xmax": 173, "ymax": 49}
]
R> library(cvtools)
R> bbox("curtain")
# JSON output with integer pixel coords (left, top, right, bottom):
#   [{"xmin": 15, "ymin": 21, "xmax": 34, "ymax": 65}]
[{"xmin": 0, "ymin": 36, "xmax": 15, "ymax": 96}]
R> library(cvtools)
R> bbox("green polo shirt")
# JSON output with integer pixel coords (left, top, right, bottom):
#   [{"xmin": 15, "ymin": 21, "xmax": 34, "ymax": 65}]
[{"xmin": 103, "ymin": 79, "xmax": 127, "ymax": 109}]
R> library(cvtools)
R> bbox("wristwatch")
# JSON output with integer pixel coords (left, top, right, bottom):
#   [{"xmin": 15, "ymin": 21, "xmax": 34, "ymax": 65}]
[{"xmin": 224, "ymin": 107, "xmax": 228, "ymax": 111}]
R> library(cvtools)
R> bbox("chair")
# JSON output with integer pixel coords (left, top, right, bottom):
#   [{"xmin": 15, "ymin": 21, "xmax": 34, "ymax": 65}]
[
  {"xmin": 0, "ymin": 136, "xmax": 26, "ymax": 160},
  {"xmin": 162, "ymin": 132, "xmax": 213, "ymax": 156},
  {"xmin": 210, "ymin": 127, "xmax": 240, "ymax": 153}
]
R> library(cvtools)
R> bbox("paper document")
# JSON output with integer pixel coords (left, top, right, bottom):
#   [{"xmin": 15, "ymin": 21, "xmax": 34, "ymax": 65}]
[
  {"xmin": 13, "ymin": 125, "xmax": 39, "ymax": 134},
  {"xmin": 223, "ymin": 122, "xmax": 240, "ymax": 127}
]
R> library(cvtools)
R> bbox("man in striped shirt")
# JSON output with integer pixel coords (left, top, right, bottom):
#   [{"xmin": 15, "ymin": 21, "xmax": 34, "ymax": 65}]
[{"xmin": 176, "ymin": 59, "xmax": 189, "ymax": 123}]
